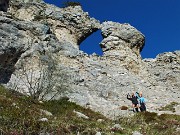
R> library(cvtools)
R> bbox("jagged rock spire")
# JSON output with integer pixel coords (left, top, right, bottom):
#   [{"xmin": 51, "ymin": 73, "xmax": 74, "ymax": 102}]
[{"xmin": 100, "ymin": 21, "xmax": 145, "ymax": 55}]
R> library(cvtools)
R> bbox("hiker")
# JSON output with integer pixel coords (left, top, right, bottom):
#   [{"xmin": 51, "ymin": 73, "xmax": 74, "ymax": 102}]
[
  {"xmin": 127, "ymin": 93, "xmax": 139, "ymax": 112},
  {"xmin": 136, "ymin": 92, "xmax": 146, "ymax": 112}
]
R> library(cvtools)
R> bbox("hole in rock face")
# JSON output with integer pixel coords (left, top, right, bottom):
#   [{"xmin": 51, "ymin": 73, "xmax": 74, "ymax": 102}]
[
  {"xmin": 79, "ymin": 30, "xmax": 103, "ymax": 56},
  {"xmin": 0, "ymin": 49, "xmax": 24, "ymax": 84}
]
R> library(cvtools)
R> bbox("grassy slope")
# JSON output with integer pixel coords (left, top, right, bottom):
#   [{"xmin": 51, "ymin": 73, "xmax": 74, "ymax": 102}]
[{"xmin": 0, "ymin": 85, "xmax": 179, "ymax": 135}]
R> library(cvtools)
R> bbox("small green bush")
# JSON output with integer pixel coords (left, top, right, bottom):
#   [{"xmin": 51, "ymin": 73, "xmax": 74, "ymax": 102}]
[
  {"xmin": 159, "ymin": 102, "xmax": 179, "ymax": 112},
  {"xmin": 62, "ymin": 0, "xmax": 81, "ymax": 8}
]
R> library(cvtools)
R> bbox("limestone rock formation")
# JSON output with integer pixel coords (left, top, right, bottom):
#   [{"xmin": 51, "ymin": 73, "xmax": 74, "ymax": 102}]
[
  {"xmin": 0, "ymin": 1, "xmax": 179, "ymax": 118},
  {"xmin": 0, "ymin": 11, "xmax": 52, "ymax": 83},
  {"xmin": 101, "ymin": 21, "xmax": 145, "ymax": 54},
  {"xmin": 10, "ymin": 1, "xmax": 100, "ymax": 46}
]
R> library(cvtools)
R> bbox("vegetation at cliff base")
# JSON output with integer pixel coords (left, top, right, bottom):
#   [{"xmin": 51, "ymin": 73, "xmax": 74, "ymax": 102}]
[
  {"xmin": 0, "ymin": 85, "xmax": 179, "ymax": 134},
  {"xmin": 159, "ymin": 102, "xmax": 179, "ymax": 112},
  {"xmin": 118, "ymin": 112, "xmax": 180, "ymax": 135},
  {"xmin": 0, "ymin": 85, "xmax": 110, "ymax": 134}
]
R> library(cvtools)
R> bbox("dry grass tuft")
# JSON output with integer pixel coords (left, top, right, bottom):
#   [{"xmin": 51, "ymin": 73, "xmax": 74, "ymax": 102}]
[{"xmin": 120, "ymin": 106, "xmax": 129, "ymax": 110}]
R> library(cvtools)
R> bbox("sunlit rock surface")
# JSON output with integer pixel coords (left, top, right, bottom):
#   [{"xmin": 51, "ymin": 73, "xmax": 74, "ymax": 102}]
[{"xmin": 0, "ymin": 1, "xmax": 179, "ymax": 118}]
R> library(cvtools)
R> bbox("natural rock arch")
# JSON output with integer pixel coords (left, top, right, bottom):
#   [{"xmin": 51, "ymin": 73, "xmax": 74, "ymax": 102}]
[{"xmin": 79, "ymin": 30, "xmax": 103, "ymax": 55}]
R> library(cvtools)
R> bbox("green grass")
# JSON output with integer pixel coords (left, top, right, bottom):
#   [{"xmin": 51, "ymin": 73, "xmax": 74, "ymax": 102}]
[
  {"xmin": 0, "ymin": 85, "xmax": 180, "ymax": 134},
  {"xmin": 0, "ymin": 85, "xmax": 47, "ymax": 134},
  {"xmin": 159, "ymin": 102, "xmax": 179, "ymax": 112},
  {"xmin": 117, "ymin": 111, "xmax": 180, "ymax": 135},
  {"xmin": 0, "ymin": 85, "xmax": 111, "ymax": 134}
]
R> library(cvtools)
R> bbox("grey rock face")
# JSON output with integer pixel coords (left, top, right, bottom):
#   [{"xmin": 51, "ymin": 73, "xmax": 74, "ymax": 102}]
[
  {"xmin": 144, "ymin": 51, "xmax": 180, "ymax": 91},
  {"xmin": 132, "ymin": 131, "xmax": 143, "ymax": 135},
  {"xmin": 0, "ymin": 11, "xmax": 52, "ymax": 83},
  {"xmin": 0, "ymin": 14, "xmax": 26, "ymax": 83},
  {"xmin": 101, "ymin": 21, "xmax": 145, "ymax": 54},
  {"xmin": 143, "ymin": 51, "xmax": 180, "ymax": 111},
  {"xmin": 10, "ymin": 2, "xmax": 100, "ymax": 46},
  {"xmin": 100, "ymin": 21, "xmax": 146, "ymax": 75},
  {"xmin": 0, "ymin": 1, "xmax": 179, "ymax": 119}
]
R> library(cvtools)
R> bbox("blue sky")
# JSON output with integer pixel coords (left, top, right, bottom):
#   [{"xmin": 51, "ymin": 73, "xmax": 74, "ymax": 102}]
[{"xmin": 44, "ymin": 0, "xmax": 180, "ymax": 58}]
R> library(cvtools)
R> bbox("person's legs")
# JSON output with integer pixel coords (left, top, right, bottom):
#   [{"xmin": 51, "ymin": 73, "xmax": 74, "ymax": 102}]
[
  {"xmin": 132, "ymin": 104, "xmax": 139, "ymax": 112},
  {"xmin": 132, "ymin": 104, "xmax": 135, "ymax": 112},
  {"xmin": 135, "ymin": 107, "xmax": 139, "ymax": 112},
  {"xmin": 143, "ymin": 104, "xmax": 146, "ymax": 111},
  {"xmin": 135, "ymin": 104, "xmax": 139, "ymax": 112},
  {"xmin": 140, "ymin": 104, "xmax": 143, "ymax": 112},
  {"xmin": 140, "ymin": 103, "xmax": 146, "ymax": 112}
]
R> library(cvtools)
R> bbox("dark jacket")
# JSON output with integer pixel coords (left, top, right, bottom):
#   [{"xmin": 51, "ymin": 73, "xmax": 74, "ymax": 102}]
[{"xmin": 127, "ymin": 95, "xmax": 138, "ymax": 105}]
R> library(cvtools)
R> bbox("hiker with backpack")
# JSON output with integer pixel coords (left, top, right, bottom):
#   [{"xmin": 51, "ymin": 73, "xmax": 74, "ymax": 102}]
[
  {"xmin": 127, "ymin": 93, "xmax": 139, "ymax": 112},
  {"xmin": 136, "ymin": 92, "xmax": 146, "ymax": 112}
]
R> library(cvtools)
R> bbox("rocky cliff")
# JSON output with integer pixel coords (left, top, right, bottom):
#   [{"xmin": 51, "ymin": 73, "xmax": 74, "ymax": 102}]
[{"xmin": 0, "ymin": 1, "xmax": 179, "ymax": 118}]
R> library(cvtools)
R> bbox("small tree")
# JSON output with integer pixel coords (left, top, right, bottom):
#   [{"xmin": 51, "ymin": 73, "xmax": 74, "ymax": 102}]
[
  {"xmin": 62, "ymin": 0, "xmax": 81, "ymax": 8},
  {"xmin": 9, "ymin": 52, "xmax": 70, "ymax": 100}
]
